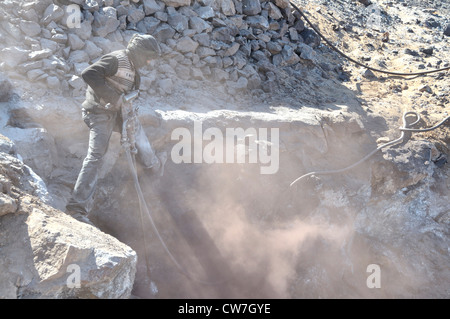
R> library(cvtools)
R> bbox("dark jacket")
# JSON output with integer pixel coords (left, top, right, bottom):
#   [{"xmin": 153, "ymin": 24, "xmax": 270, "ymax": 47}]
[{"xmin": 81, "ymin": 50, "xmax": 141, "ymax": 111}]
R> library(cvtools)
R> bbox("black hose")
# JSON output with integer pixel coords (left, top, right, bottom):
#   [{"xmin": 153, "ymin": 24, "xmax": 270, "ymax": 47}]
[
  {"xmin": 290, "ymin": 111, "xmax": 450, "ymax": 186},
  {"xmin": 124, "ymin": 142, "xmax": 227, "ymax": 286}
]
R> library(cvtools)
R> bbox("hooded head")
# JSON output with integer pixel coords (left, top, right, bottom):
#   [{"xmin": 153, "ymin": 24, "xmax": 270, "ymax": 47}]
[{"xmin": 126, "ymin": 34, "xmax": 161, "ymax": 69}]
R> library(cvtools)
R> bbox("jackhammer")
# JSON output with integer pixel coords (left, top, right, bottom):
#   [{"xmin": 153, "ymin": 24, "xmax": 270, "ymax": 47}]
[{"xmin": 120, "ymin": 90, "xmax": 140, "ymax": 154}]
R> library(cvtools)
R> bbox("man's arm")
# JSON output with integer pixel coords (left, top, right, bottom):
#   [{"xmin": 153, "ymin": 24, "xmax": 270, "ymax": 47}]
[{"xmin": 81, "ymin": 54, "xmax": 121, "ymax": 105}]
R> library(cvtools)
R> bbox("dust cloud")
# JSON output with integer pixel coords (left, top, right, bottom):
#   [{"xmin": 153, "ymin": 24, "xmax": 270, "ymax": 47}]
[
  {"xmin": 143, "ymin": 154, "xmax": 366, "ymax": 299},
  {"xmin": 136, "ymin": 131, "xmax": 445, "ymax": 299}
]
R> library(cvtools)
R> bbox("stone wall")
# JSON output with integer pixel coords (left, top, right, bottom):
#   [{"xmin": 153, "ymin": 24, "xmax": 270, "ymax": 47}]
[{"xmin": 0, "ymin": 0, "xmax": 320, "ymax": 96}]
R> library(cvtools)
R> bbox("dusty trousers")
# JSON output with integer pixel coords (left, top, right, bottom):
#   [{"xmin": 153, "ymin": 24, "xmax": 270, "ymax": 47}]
[{"xmin": 66, "ymin": 109, "xmax": 159, "ymax": 214}]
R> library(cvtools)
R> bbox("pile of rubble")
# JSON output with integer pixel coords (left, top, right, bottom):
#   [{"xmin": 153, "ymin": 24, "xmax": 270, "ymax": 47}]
[{"xmin": 0, "ymin": 0, "xmax": 321, "ymax": 97}]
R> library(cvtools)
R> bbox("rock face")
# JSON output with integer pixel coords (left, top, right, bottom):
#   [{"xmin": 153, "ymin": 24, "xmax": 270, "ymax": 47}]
[
  {"xmin": 354, "ymin": 140, "xmax": 450, "ymax": 298},
  {"xmin": 0, "ymin": 135, "xmax": 137, "ymax": 299}
]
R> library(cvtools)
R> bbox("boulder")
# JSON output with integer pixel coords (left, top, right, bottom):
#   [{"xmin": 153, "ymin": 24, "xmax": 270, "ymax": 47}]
[
  {"xmin": 153, "ymin": 24, "xmax": 176, "ymax": 42},
  {"xmin": 301, "ymin": 28, "xmax": 321, "ymax": 48},
  {"xmin": 195, "ymin": 5, "xmax": 215, "ymax": 20},
  {"xmin": 274, "ymin": 0, "xmax": 290, "ymax": 9},
  {"xmin": 0, "ymin": 203, "xmax": 137, "ymax": 298},
  {"xmin": 219, "ymin": 0, "xmax": 235, "ymax": 16},
  {"xmin": 68, "ymin": 33, "xmax": 86, "ymax": 51},
  {"xmin": 267, "ymin": 2, "xmax": 283, "ymax": 19},
  {"xmin": 93, "ymin": 7, "xmax": 120, "ymax": 37},
  {"xmin": 28, "ymin": 49, "xmax": 54, "ymax": 61},
  {"xmin": 143, "ymin": 0, "xmax": 165, "ymax": 15},
  {"xmin": 242, "ymin": 0, "xmax": 261, "ymax": 16},
  {"xmin": 189, "ymin": 16, "xmax": 211, "ymax": 33},
  {"xmin": 127, "ymin": 5, "xmax": 145, "ymax": 24},
  {"xmin": 19, "ymin": 20, "xmax": 41, "ymax": 37},
  {"xmin": 0, "ymin": 138, "xmax": 137, "ymax": 299},
  {"xmin": 176, "ymin": 36, "xmax": 199, "ymax": 53},
  {"xmin": 245, "ymin": 15, "xmax": 269, "ymax": 30},
  {"xmin": 167, "ymin": 12, "xmax": 189, "ymax": 32},
  {"xmin": 42, "ymin": 4, "xmax": 65, "ymax": 25},
  {"xmin": 24, "ymin": 208, "xmax": 136, "ymax": 298},
  {"xmin": 1, "ymin": 125, "xmax": 58, "ymax": 181}
]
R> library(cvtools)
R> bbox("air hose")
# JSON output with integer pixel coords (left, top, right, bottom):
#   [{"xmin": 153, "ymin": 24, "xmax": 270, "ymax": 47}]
[
  {"xmin": 290, "ymin": 111, "xmax": 450, "ymax": 186},
  {"xmin": 124, "ymin": 143, "xmax": 226, "ymax": 286}
]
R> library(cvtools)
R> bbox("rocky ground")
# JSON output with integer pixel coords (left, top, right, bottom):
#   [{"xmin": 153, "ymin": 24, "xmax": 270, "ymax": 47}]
[{"xmin": 0, "ymin": 0, "xmax": 448, "ymax": 299}]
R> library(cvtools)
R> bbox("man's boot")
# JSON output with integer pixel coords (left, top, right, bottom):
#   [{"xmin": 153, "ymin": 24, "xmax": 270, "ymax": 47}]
[{"xmin": 65, "ymin": 205, "xmax": 95, "ymax": 226}]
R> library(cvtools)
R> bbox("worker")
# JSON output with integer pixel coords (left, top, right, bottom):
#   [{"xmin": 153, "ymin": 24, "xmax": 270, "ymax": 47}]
[{"xmin": 66, "ymin": 33, "xmax": 167, "ymax": 223}]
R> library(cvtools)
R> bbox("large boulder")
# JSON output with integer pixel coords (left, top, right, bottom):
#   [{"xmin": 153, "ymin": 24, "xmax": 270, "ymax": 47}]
[{"xmin": 0, "ymin": 145, "xmax": 137, "ymax": 299}]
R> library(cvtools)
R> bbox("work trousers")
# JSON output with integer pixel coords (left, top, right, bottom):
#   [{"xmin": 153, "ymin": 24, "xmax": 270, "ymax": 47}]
[{"xmin": 66, "ymin": 109, "xmax": 158, "ymax": 214}]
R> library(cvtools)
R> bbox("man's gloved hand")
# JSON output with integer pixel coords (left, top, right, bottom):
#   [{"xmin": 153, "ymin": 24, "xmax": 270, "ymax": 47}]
[{"xmin": 104, "ymin": 94, "xmax": 124, "ymax": 111}]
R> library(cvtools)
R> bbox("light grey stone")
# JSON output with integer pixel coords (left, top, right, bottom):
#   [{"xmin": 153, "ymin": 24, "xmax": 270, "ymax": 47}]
[
  {"xmin": 245, "ymin": 15, "xmax": 269, "ymax": 30},
  {"xmin": 167, "ymin": 12, "xmax": 189, "ymax": 32},
  {"xmin": 189, "ymin": 16, "xmax": 211, "ymax": 34},
  {"xmin": 42, "ymin": 4, "xmax": 65, "ymax": 25},
  {"xmin": 28, "ymin": 49, "xmax": 53, "ymax": 61},
  {"xmin": 93, "ymin": 7, "xmax": 120, "ymax": 37},
  {"xmin": 19, "ymin": 21, "xmax": 41, "ymax": 37},
  {"xmin": 242, "ymin": 0, "xmax": 261, "ymax": 15},
  {"xmin": 267, "ymin": 2, "xmax": 283, "ymax": 19},
  {"xmin": 195, "ymin": 6, "xmax": 215, "ymax": 20},
  {"xmin": 274, "ymin": 0, "xmax": 290, "ymax": 9},
  {"xmin": 127, "ymin": 5, "xmax": 145, "ymax": 24},
  {"xmin": 153, "ymin": 24, "xmax": 176, "ymax": 42},
  {"xmin": 176, "ymin": 36, "xmax": 199, "ymax": 53},
  {"xmin": 40, "ymin": 38, "xmax": 60, "ymax": 53},
  {"xmin": 161, "ymin": 0, "xmax": 191, "ymax": 8},
  {"xmin": 196, "ymin": 46, "xmax": 216, "ymax": 58},
  {"xmin": 219, "ymin": 0, "xmax": 236, "ymax": 16},
  {"xmin": 68, "ymin": 33, "xmax": 85, "ymax": 51},
  {"xmin": 143, "ymin": 0, "xmax": 165, "ymax": 15}
]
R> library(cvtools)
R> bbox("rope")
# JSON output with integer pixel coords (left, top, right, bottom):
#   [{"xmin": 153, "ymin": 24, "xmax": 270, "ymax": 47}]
[
  {"xmin": 289, "ymin": 1, "xmax": 450, "ymax": 76},
  {"xmin": 290, "ymin": 111, "xmax": 450, "ymax": 187}
]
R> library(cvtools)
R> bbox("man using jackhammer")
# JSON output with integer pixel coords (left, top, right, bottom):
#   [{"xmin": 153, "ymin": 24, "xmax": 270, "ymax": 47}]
[{"xmin": 66, "ymin": 34, "xmax": 167, "ymax": 223}]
